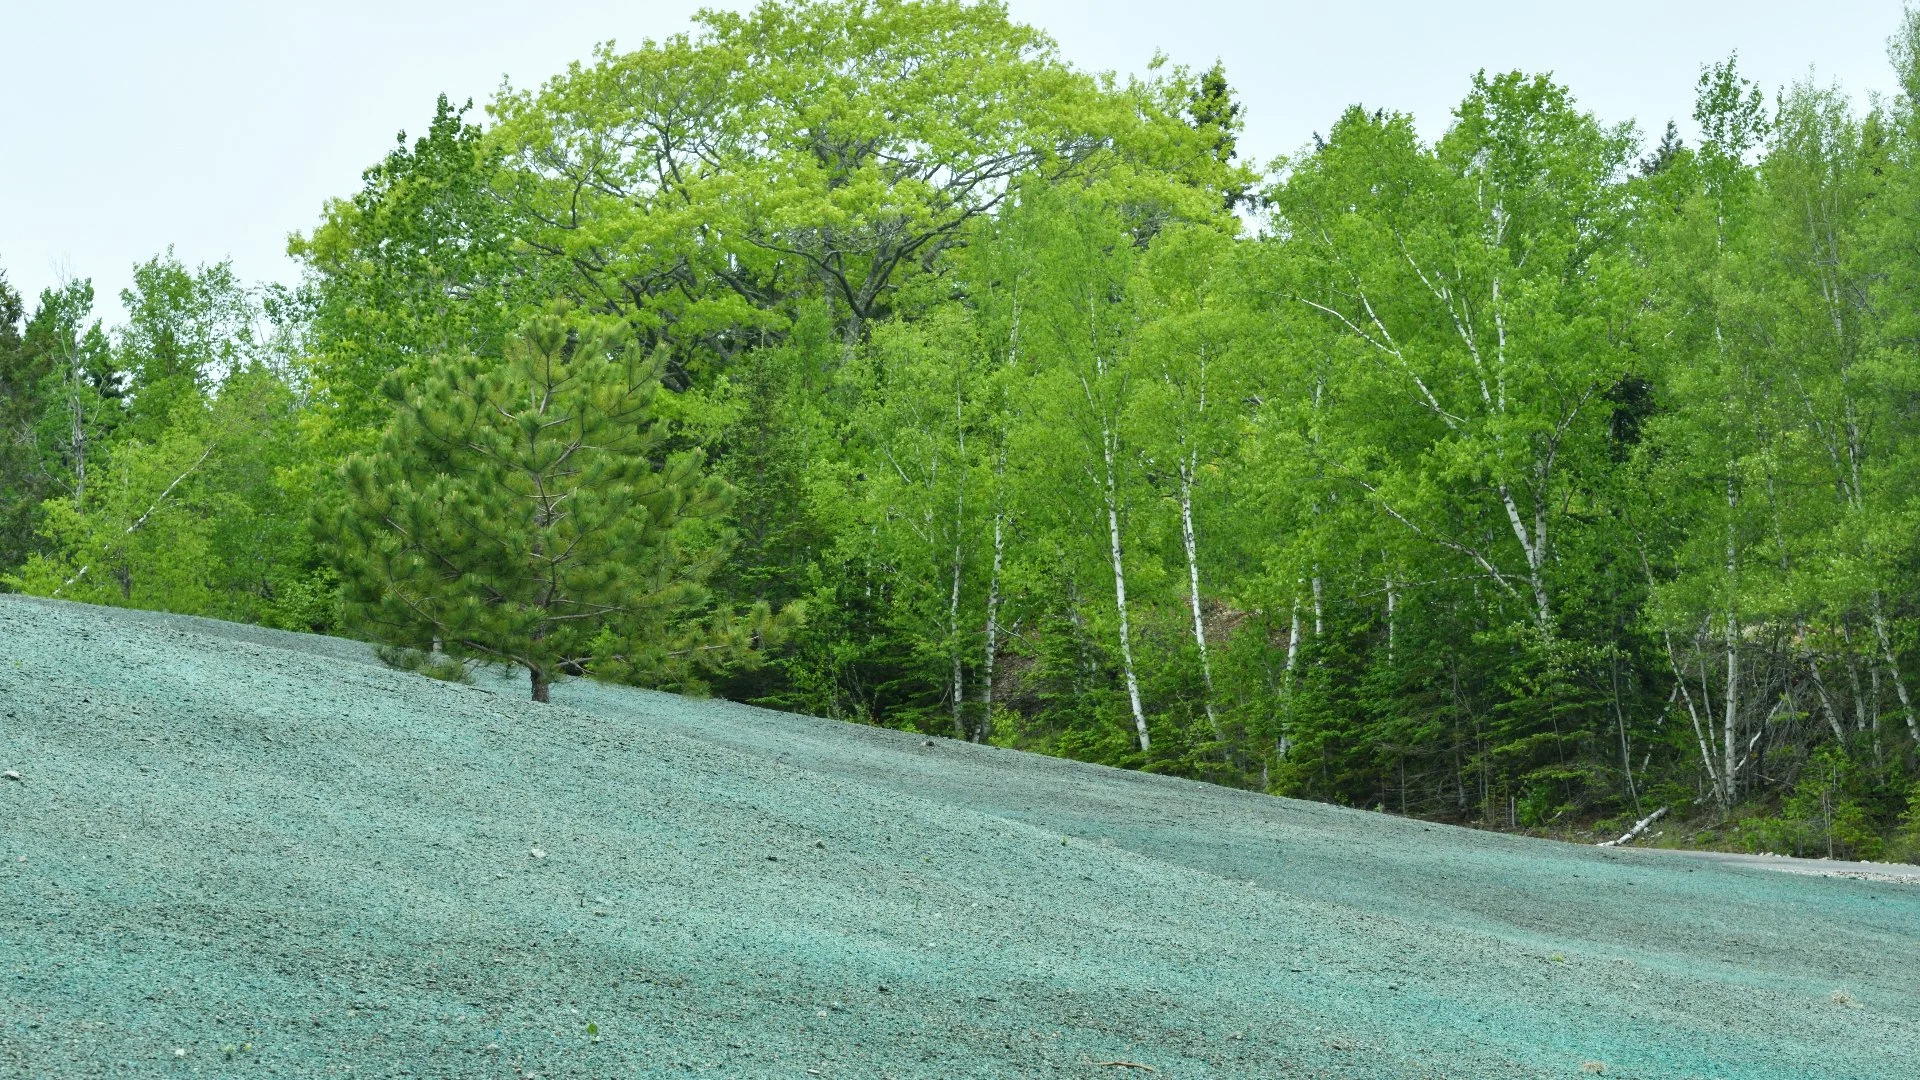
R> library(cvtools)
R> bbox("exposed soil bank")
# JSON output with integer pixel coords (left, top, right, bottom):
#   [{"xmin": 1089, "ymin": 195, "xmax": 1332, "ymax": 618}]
[{"xmin": 2, "ymin": 596, "xmax": 1916, "ymax": 1077}]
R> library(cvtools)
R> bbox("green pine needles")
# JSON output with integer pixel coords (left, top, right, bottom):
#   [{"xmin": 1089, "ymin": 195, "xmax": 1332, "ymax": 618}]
[{"xmin": 326, "ymin": 306, "xmax": 731, "ymax": 701}]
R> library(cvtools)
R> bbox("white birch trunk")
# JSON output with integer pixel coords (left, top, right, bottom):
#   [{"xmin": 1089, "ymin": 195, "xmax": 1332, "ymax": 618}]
[
  {"xmin": 1663, "ymin": 625, "xmax": 1727, "ymax": 811},
  {"xmin": 1178, "ymin": 455, "xmax": 1218, "ymax": 736},
  {"xmin": 1869, "ymin": 596, "xmax": 1920, "ymax": 744},
  {"xmin": 1723, "ymin": 610, "xmax": 1740, "ymax": 805},
  {"xmin": 66, "ymin": 341, "xmax": 88, "ymax": 510},
  {"xmin": 1277, "ymin": 596, "xmax": 1302, "ymax": 760},
  {"xmin": 1285, "ymin": 597, "xmax": 1302, "ymax": 679},
  {"xmin": 978, "ymin": 508, "xmax": 1004, "ymax": 743},
  {"xmin": 1102, "ymin": 422, "xmax": 1150, "ymax": 752},
  {"xmin": 948, "ymin": 394, "xmax": 967, "ymax": 739},
  {"xmin": 51, "ymin": 445, "xmax": 213, "ymax": 598},
  {"xmin": 1385, "ymin": 569, "xmax": 1397, "ymax": 664},
  {"xmin": 977, "ymin": 299, "xmax": 1018, "ymax": 745},
  {"xmin": 1597, "ymin": 806, "xmax": 1667, "ymax": 848},
  {"xmin": 1722, "ymin": 476, "xmax": 1740, "ymax": 804},
  {"xmin": 1498, "ymin": 483, "xmax": 1551, "ymax": 633},
  {"xmin": 1807, "ymin": 655, "xmax": 1849, "ymax": 745},
  {"xmin": 949, "ymin": 549, "xmax": 965, "ymax": 740}
]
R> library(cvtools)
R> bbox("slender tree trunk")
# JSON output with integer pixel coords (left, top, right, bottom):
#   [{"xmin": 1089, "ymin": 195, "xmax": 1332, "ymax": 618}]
[
  {"xmin": 1177, "ymin": 455, "xmax": 1218, "ymax": 736},
  {"xmin": 949, "ymin": 557, "xmax": 965, "ymax": 739},
  {"xmin": 1285, "ymin": 596, "xmax": 1303, "ymax": 677},
  {"xmin": 1841, "ymin": 623, "xmax": 1869, "ymax": 732},
  {"xmin": 1869, "ymin": 594, "xmax": 1920, "ymax": 744},
  {"xmin": 842, "ymin": 305, "xmax": 864, "ymax": 367},
  {"xmin": 1807, "ymin": 654, "xmax": 1849, "ymax": 746},
  {"xmin": 67, "ymin": 345, "xmax": 87, "ymax": 510},
  {"xmin": 531, "ymin": 667, "xmax": 551, "ymax": 703},
  {"xmin": 1724, "ymin": 611, "xmax": 1740, "ymax": 806},
  {"xmin": 1872, "ymin": 662, "xmax": 1884, "ymax": 746},
  {"xmin": 1611, "ymin": 651, "xmax": 1639, "ymax": 815},
  {"xmin": 1835, "ymin": 620, "xmax": 1883, "ymax": 762},
  {"xmin": 1166, "ymin": 344, "xmax": 1217, "ymax": 737},
  {"xmin": 979, "ymin": 299, "xmax": 1017, "ymax": 746},
  {"xmin": 949, "ymin": 390, "xmax": 967, "ymax": 740},
  {"xmin": 1277, "ymin": 596, "xmax": 1302, "ymax": 760},
  {"xmin": 1664, "ymin": 624, "xmax": 1727, "ymax": 812},
  {"xmin": 978, "ymin": 509, "xmax": 1004, "ymax": 743},
  {"xmin": 1723, "ymin": 473, "xmax": 1740, "ymax": 805},
  {"xmin": 1496, "ymin": 482, "xmax": 1552, "ymax": 634},
  {"xmin": 1101, "ymin": 423, "xmax": 1149, "ymax": 752},
  {"xmin": 1385, "ymin": 568, "xmax": 1397, "ymax": 664}
]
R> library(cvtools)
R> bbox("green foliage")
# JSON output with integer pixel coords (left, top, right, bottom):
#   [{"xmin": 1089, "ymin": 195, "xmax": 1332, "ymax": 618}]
[
  {"xmin": 292, "ymin": 94, "xmax": 526, "ymax": 442},
  {"xmin": 17, "ymin": 0, "xmax": 1920, "ymax": 856},
  {"xmin": 324, "ymin": 306, "xmax": 741, "ymax": 700},
  {"xmin": 1749, "ymin": 748, "xmax": 1890, "ymax": 860},
  {"xmin": 485, "ymin": 0, "xmax": 1232, "ymax": 365},
  {"xmin": 0, "ymin": 277, "xmax": 119, "ymax": 572},
  {"xmin": 6, "ymin": 366, "xmax": 334, "ymax": 627},
  {"xmin": 116, "ymin": 251, "xmax": 258, "ymax": 441},
  {"xmin": 374, "ymin": 644, "xmax": 473, "ymax": 683},
  {"xmin": 4, "ymin": 260, "xmax": 332, "ymax": 630},
  {"xmin": 1890, "ymin": 783, "xmax": 1920, "ymax": 864},
  {"xmin": 0, "ymin": 271, "xmax": 46, "ymax": 567}
]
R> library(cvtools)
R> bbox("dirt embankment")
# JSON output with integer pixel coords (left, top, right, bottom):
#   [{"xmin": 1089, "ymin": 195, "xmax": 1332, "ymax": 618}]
[{"xmin": 2, "ymin": 595, "xmax": 1916, "ymax": 1078}]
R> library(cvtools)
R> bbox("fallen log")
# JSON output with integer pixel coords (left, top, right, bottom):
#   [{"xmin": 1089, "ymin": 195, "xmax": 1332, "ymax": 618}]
[{"xmin": 1598, "ymin": 806, "xmax": 1667, "ymax": 848}]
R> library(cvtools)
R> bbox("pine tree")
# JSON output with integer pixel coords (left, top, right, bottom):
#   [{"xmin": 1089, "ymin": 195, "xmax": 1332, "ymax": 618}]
[
  {"xmin": 0, "ymin": 269, "xmax": 36, "ymax": 567},
  {"xmin": 1187, "ymin": 60, "xmax": 1250, "ymax": 211},
  {"xmin": 0, "ymin": 279, "xmax": 120, "ymax": 569},
  {"xmin": 327, "ymin": 306, "xmax": 731, "ymax": 701}
]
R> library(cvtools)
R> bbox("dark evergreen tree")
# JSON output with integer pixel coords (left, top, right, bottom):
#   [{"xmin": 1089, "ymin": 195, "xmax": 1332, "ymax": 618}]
[
  {"xmin": 1638, "ymin": 120, "xmax": 1686, "ymax": 177},
  {"xmin": 0, "ymin": 269, "xmax": 37, "ymax": 570},
  {"xmin": 0, "ymin": 279, "xmax": 120, "ymax": 571},
  {"xmin": 326, "ymin": 305, "xmax": 735, "ymax": 701},
  {"xmin": 1188, "ymin": 60, "xmax": 1251, "ymax": 210}
]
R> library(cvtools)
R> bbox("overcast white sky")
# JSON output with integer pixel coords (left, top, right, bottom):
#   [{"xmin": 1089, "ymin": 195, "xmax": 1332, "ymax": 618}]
[{"xmin": 1, "ymin": 1, "xmax": 1907, "ymax": 317}]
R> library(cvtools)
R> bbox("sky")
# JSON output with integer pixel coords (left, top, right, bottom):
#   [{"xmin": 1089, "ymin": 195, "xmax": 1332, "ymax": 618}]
[{"xmin": 1, "ymin": 0, "xmax": 1908, "ymax": 319}]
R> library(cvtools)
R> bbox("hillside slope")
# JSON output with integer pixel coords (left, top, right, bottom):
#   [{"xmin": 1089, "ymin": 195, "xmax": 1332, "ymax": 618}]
[{"xmin": 1, "ymin": 595, "xmax": 1915, "ymax": 1078}]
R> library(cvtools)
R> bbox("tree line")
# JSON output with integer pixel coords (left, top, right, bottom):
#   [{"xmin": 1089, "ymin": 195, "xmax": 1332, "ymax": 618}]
[{"xmin": 6, "ymin": 0, "xmax": 1920, "ymax": 859}]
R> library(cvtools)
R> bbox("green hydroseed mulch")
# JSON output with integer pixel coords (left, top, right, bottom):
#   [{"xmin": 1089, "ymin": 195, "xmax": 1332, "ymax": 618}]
[{"xmin": 2, "ymin": 595, "xmax": 1915, "ymax": 1078}]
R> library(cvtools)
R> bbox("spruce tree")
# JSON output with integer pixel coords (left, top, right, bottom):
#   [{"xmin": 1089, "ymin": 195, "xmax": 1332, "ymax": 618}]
[
  {"xmin": 328, "ymin": 306, "xmax": 730, "ymax": 701},
  {"xmin": 0, "ymin": 269, "xmax": 36, "ymax": 567}
]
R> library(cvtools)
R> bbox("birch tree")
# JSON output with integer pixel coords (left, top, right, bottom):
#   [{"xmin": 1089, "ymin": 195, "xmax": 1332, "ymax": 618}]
[
  {"xmin": 837, "ymin": 305, "xmax": 995, "ymax": 735},
  {"xmin": 1129, "ymin": 225, "xmax": 1244, "ymax": 738},
  {"xmin": 1014, "ymin": 189, "xmax": 1157, "ymax": 752},
  {"xmin": 1273, "ymin": 75, "xmax": 1636, "ymax": 638}
]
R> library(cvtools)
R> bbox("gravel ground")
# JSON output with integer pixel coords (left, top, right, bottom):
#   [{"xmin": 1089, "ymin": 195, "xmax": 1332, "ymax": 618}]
[
  {"xmin": 1653, "ymin": 849, "xmax": 1920, "ymax": 883},
  {"xmin": 1, "ymin": 595, "xmax": 1916, "ymax": 1078}
]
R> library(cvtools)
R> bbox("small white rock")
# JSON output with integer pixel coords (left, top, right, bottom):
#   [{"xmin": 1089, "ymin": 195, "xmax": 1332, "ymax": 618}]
[
  {"xmin": 174, "ymin": 1048, "xmax": 187, "ymax": 1058},
  {"xmin": 2, "ymin": 770, "xmax": 20, "ymax": 782},
  {"xmin": 528, "ymin": 848, "xmax": 546, "ymax": 859}
]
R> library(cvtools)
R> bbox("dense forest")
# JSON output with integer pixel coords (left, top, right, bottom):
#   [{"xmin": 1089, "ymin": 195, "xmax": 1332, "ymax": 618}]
[{"xmin": 7, "ymin": 0, "xmax": 1920, "ymax": 860}]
